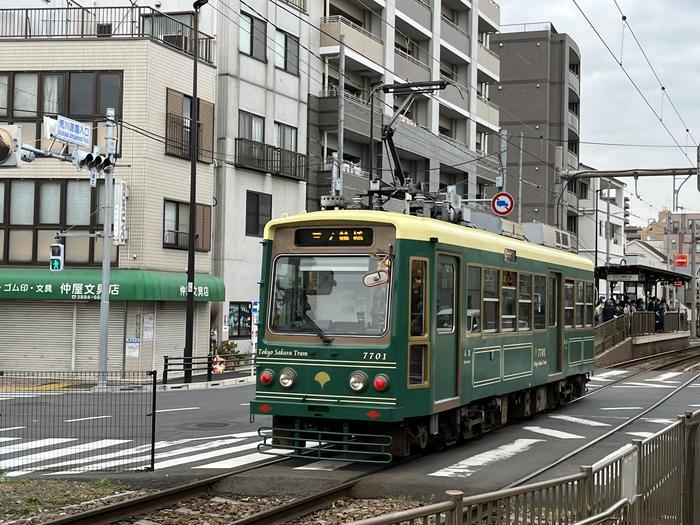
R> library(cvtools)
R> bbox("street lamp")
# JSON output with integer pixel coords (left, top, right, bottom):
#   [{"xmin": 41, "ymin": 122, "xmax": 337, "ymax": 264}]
[{"xmin": 184, "ymin": 0, "xmax": 208, "ymax": 383}]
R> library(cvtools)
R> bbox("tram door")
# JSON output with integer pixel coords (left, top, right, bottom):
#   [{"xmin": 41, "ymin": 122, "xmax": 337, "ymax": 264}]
[
  {"xmin": 549, "ymin": 272, "xmax": 564, "ymax": 373},
  {"xmin": 434, "ymin": 255, "xmax": 459, "ymax": 401}
]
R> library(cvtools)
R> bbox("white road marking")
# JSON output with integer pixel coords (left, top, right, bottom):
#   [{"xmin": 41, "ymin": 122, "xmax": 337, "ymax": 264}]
[
  {"xmin": 688, "ymin": 384, "xmax": 700, "ymax": 388},
  {"xmin": 594, "ymin": 370, "xmax": 628, "ymax": 378},
  {"xmin": 0, "ymin": 438, "xmax": 76, "ymax": 455},
  {"xmin": 523, "ymin": 426, "xmax": 585, "ymax": 440},
  {"xmin": 193, "ymin": 449, "xmax": 291, "ymax": 469},
  {"xmin": 600, "ymin": 407, "xmax": 642, "ymax": 411},
  {"xmin": 64, "ymin": 415, "xmax": 112, "ymax": 423},
  {"xmin": 429, "ymin": 439, "xmax": 545, "ymax": 478},
  {"xmin": 587, "ymin": 384, "xmax": 602, "ymax": 389},
  {"xmin": 690, "ymin": 404, "xmax": 700, "ymax": 407},
  {"xmin": 0, "ymin": 427, "xmax": 25, "ymax": 433},
  {"xmin": 240, "ymin": 403, "xmax": 250, "ymax": 406},
  {"xmin": 231, "ymin": 431, "xmax": 259, "ymax": 438},
  {"xmin": 548, "ymin": 415, "xmax": 610, "ymax": 427},
  {"xmin": 626, "ymin": 432, "xmax": 654, "ymax": 438},
  {"xmin": 642, "ymin": 418, "xmax": 675, "ymax": 425},
  {"xmin": 0, "ymin": 437, "xmax": 21, "ymax": 443},
  {"xmin": 646, "ymin": 372, "xmax": 682, "ymax": 383},
  {"xmin": 155, "ymin": 407, "xmax": 200, "ymax": 413},
  {"xmin": 0, "ymin": 439, "xmax": 129, "ymax": 470},
  {"xmin": 295, "ymin": 460, "xmax": 353, "ymax": 471},
  {"xmin": 614, "ymin": 383, "xmax": 675, "ymax": 389},
  {"xmin": 150, "ymin": 441, "xmax": 261, "ymax": 470},
  {"xmin": 46, "ymin": 437, "xmax": 248, "ymax": 474}
]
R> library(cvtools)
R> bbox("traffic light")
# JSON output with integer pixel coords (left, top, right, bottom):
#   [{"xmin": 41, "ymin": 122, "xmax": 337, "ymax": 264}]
[
  {"xmin": 49, "ymin": 243, "xmax": 64, "ymax": 271},
  {"xmin": 71, "ymin": 149, "xmax": 112, "ymax": 171},
  {"xmin": 0, "ymin": 125, "xmax": 22, "ymax": 167},
  {"xmin": 623, "ymin": 196, "xmax": 631, "ymax": 225}
]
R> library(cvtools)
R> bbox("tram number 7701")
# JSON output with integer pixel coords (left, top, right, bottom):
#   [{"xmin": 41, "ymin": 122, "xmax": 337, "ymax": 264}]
[{"xmin": 363, "ymin": 352, "xmax": 388, "ymax": 361}]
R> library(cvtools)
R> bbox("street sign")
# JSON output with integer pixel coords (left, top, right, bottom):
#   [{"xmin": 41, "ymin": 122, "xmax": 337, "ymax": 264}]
[
  {"xmin": 54, "ymin": 115, "xmax": 91, "ymax": 147},
  {"xmin": 607, "ymin": 274, "xmax": 641, "ymax": 282},
  {"xmin": 491, "ymin": 191, "xmax": 515, "ymax": 217},
  {"xmin": 675, "ymin": 253, "xmax": 688, "ymax": 267}
]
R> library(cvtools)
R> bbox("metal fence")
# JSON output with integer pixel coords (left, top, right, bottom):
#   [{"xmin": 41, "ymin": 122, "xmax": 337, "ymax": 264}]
[
  {"xmin": 162, "ymin": 354, "xmax": 255, "ymax": 384},
  {"xmin": 234, "ymin": 138, "xmax": 309, "ymax": 181},
  {"xmin": 349, "ymin": 409, "xmax": 700, "ymax": 525},
  {"xmin": 595, "ymin": 313, "xmax": 630, "ymax": 355},
  {"xmin": 0, "ymin": 371, "xmax": 155, "ymax": 474}
]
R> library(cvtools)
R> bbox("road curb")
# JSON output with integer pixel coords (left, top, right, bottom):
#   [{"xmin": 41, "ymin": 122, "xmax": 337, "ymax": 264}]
[{"xmin": 157, "ymin": 375, "xmax": 255, "ymax": 392}]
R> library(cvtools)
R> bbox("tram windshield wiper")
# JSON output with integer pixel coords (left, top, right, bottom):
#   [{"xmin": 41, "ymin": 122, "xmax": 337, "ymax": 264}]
[{"xmin": 301, "ymin": 312, "xmax": 334, "ymax": 345}]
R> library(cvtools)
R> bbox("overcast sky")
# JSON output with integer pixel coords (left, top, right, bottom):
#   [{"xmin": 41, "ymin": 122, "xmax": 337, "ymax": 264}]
[{"xmin": 497, "ymin": 0, "xmax": 699, "ymax": 225}]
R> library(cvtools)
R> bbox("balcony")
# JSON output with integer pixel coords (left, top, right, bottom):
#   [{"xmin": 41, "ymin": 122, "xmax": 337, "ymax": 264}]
[
  {"xmin": 0, "ymin": 6, "xmax": 214, "ymax": 63},
  {"xmin": 477, "ymin": 43, "xmax": 500, "ymax": 76},
  {"xmin": 397, "ymin": 0, "xmax": 432, "ymax": 29},
  {"xmin": 476, "ymin": 95, "xmax": 499, "ymax": 129},
  {"xmin": 440, "ymin": 16, "xmax": 470, "ymax": 55},
  {"xmin": 479, "ymin": 0, "xmax": 500, "ymax": 26},
  {"xmin": 439, "ymin": 75, "xmax": 468, "ymax": 110},
  {"xmin": 395, "ymin": 49, "xmax": 431, "ymax": 82},
  {"xmin": 567, "ymin": 150, "xmax": 578, "ymax": 169},
  {"xmin": 235, "ymin": 138, "xmax": 308, "ymax": 181},
  {"xmin": 165, "ymin": 113, "xmax": 212, "ymax": 163},
  {"xmin": 320, "ymin": 16, "xmax": 384, "ymax": 66},
  {"xmin": 568, "ymin": 110, "xmax": 579, "ymax": 131},
  {"xmin": 568, "ymin": 69, "xmax": 580, "ymax": 94}
]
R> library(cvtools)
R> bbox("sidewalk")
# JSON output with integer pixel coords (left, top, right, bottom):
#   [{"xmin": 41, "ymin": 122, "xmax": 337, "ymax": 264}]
[{"xmin": 158, "ymin": 368, "xmax": 255, "ymax": 391}]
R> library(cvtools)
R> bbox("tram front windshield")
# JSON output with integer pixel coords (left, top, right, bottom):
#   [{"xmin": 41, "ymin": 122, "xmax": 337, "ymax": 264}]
[{"xmin": 270, "ymin": 255, "xmax": 389, "ymax": 336}]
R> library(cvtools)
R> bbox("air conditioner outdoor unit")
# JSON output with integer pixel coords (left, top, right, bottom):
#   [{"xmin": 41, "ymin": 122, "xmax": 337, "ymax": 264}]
[
  {"xmin": 163, "ymin": 34, "xmax": 187, "ymax": 51},
  {"xmin": 523, "ymin": 223, "xmax": 578, "ymax": 253},
  {"xmin": 96, "ymin": 23, "xmax": 113, "ymax": 36}
]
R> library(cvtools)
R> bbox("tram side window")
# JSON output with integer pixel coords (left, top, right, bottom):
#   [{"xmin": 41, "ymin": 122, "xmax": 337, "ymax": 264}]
[
  {"xmin": 467, "ymin": 266, "xmax": 481, "ymax": 333},
  {"xmin": 501, "ymin": 270, "xmax": 517, "ymax": 331},
  {"xmin": 584, "ymin": 282, "xmax": 594, "ymax": 326},
  {"xmin": 483, "ymin": 268, "xmax": 500, "ymax": 332},
  {"xmin": 575, "ymin": 281, "xmax": 585, "ymax": 327},
  {"xmin": 436, "ymin": 262, "xmax": 455, "ymax": 331},
  {"xmin": 564, "ymin": 280, "xmax": 575, "ymax": 328},
  {"xmin": 534, "ymin": 275, "xmax": 546, "ymax": 329},
  {"xmin": 548, "ymin": 276, "xmax": 558, "ymax": 327},
  {"xmin": 408, "ymin": 344, "xmax": 428, "ymax": 386},
  {"xmin": 410, "ymin": 259, "xmax": 427, "ymax": 337},
  {"xmin": 518, "ymin": 274, "xmax": 532, "ymax": 330}
]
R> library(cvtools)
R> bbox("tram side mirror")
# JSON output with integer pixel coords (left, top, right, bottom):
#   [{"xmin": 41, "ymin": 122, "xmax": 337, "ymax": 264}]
[
  {"xmin": 303, "ymin": 271, "xmax": 336, "ymax": 295},
  {"xmin": 363, "ymin": 270, "xmax": 389, "ymax": 287}
]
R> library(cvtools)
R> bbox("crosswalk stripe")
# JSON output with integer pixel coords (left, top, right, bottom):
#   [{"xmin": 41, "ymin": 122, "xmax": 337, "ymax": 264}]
[
  {"xmin": 0, "ymin": 439, "xmax": 129, "ymax": 470},
  {"xmin": 614, "ymin": 382, "xmax": 675, "ymax": 389},
  {"xmin": 522, "ymin": 426, "xmax": 585, "ymax": 439},
  {"xmin": 646, "ymin": 372, "xmax": 682, "ymax": 383},
  {"xmin": 642, "ymin": 418, "xmax": 675, "ymax": 425},
  {"xmin": 548, "ymin": 415, "xmax": 610, "ymax": 427},
  {"xmin": 595, "ymin": 370, "xmax": 628, "ymax": 378},
  {"xmin": 0, "ymin": 437, "xmax": 21, "ymax": 443},
  {"xmin": 46, "ymin": 438, "xmax": 247, "ymax": 474},
  {"xmin": 0, "ymin": 438, "xmax": 76, "ymax": 455},
  {"xmin": 150, "ymin": 441, "xmax": 261, "ymax": 470},
  {"xmin": 0, "ymin": 427, "xmax": 25, "ymax": 433},
  {"xmin": 193, "ymin": 449, "xmax": 291, "ymax": 470},
  {"xmin": 295, "ymin": 460, "xmax": 353, "ymax": 471},
  {"xmin": 429, "ymin": 439, "xmax": 545, "ymax": 478}
]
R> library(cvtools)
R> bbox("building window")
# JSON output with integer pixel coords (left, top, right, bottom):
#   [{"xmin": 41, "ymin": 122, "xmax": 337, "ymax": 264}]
[
  {"xmin": 165, "ymin": 88, "xmax": 215, "ymax": 163},
  {"xmin": 578, "ymin": 182, "xmax": 588, "ymax": 200},
  {"xmin": 274, "ymin": 30, "xmax": 299, "ymax": 75},
  {"xmin": 162, "ymin": 199, "xmax": 212, "ymax": 251},
  {"xmin": 483, "ymin": 268, "xmax": 499, "ymax": 332},
  {"xmin": 240, "ymin": 12, "xmax": 267, "ymax": 62},
  {"xmin": 274, "ymin": 122, "xmax": 297, "ymax": 152},
  {"xmin": 239, "ymin": 110, "xmax": 265, "ymax": 142},
  {"xmin": 567, "ymin": 214, "xmax": 578, "ymax": 234},
  {"xmin": 1, "ymin": 178, "xmax": 115, "ymax": 265},
  {"xmin": 228, "ymin": 302, "xmax": 252, "ymax": 338},
  {"xmin": 245, "ymin": 191, "xmax": 271, "ymax": 237}
]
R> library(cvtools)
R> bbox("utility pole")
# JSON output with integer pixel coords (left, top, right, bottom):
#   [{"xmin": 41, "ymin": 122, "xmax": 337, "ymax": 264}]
[
  {"xmin": 605, "ymin": 178, "xmax": 611, "ymax": 298},
  {"xmin": 553, "ymin": 146, "xmax": 563, "ymax": 228},
  {"xmin": 691, "ymin": 220, "xmax": 697, "ymax": 339},
  {"xmin": 517, "ymin": 132, "xmax": 523, "ymax": 223},
  {"xmin": 336, "ymin": 35, "xmax": 345, "ymax": 197},
  {"xmin": 498, "ymin": 129, "xmax": 507, "ymax": 190},
  {"xmin": 98, "ymin": 107, "xmax": 116, "ymax": 386}
]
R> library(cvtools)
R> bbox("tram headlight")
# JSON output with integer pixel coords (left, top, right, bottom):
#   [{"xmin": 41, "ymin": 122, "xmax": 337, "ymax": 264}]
[
  {"xmin": 279, "ymin": 368, "xmax": 297, "ymax": 388},
  {"xmin": 260, "ymin": 369, "xmax": 275, "ymax": 386},
  {"xmin": 349, "ymin": 371, "xmax": 368, "ymax": 392}
]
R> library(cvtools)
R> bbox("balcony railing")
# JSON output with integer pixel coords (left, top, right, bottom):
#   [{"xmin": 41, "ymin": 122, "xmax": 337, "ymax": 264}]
[
  {"xmin": 235, "ymin": 138, "xmax": 308, "ymax": 181},
  {"xmin": 440, "ymin": 15, "xmax": 470, "ymax": 54},
  {"xmin": 280, "ymin": 0, "xmax": 306, "ymax": 12},
  {"xmin": 477, "ymin": 42, "xmax": 500, "ymax": 75},
  {"xmin": 0, "ymin": 6, "xmax": 214, "ymax": 63},
  {"xmin": 479, "ymin": 0, "xmax": 500, "ymax": 25},
  {"xmin": 166, "ymin": 113, "xmax": 208, "ymax": 162}
]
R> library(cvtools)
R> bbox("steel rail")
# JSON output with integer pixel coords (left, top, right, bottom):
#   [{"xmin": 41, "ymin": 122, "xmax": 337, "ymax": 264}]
[{"xmin": 506, "ymin": 369, "xmax": 700, "ymax": 488}]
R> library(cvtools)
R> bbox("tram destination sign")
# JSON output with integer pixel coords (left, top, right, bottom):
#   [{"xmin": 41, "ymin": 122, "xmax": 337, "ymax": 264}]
[{"xmin": 295, "ymin": 228, "xmax": 373, "ymax": 247}]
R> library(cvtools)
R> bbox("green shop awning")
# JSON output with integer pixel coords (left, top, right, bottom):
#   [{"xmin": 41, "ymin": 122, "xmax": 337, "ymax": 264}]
[{"xmin": 0, "ymin": 268, "xmax": 224, "ymax": 302}]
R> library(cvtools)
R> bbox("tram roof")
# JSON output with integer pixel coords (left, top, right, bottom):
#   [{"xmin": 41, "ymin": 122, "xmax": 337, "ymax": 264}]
[{"xmin": 264, "ymin": 210, "xmax": 594, "ymax": 272}]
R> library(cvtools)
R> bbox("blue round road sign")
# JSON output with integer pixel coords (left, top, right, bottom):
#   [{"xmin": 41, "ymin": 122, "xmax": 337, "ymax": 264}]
[{"xmin": 491, "ymin": 192, "xmax": 515, "ymax": 216}]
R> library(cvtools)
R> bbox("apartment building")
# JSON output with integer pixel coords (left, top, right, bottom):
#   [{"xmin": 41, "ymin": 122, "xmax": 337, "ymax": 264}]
[
  {"xmin": 306, "ymin": 0, "xmax": 501, "ymax": 208},
  {"xmin": 0, "ymin": 3, "xmax": 221, "ymax": 372},
  {"xmin": 492, "ymin": 23, "xmax": 582, "ymax": 227}
]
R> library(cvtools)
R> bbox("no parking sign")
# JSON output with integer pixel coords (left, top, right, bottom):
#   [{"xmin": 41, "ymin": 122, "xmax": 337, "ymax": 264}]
[{"xmin": 491, "ymin": 192, "xmax": 515, "ymax": 217}]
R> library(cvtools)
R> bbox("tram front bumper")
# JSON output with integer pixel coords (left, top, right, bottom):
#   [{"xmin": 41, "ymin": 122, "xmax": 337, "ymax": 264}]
[{"xmin": 250, "ymin": 399, "xmax": 403, "ymax": 422}]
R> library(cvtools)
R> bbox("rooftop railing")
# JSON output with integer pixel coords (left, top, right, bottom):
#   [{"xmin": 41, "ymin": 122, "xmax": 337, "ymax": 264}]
[{"xmin": 0, "ymin": 6, "xmax": 214, "ymax": 64}]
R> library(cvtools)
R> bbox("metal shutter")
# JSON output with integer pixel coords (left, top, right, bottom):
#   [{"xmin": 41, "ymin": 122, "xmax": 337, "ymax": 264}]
[
  {"xmin": 0, "ymin": 301, "xmax": 73, "ymax": 371},
  {"xmin": 153, "ymin": 302, "xmax": 208, "ymax": 374},
  {"xmin": 74, "ymin": 302, "xmax": 126, "ymax": 371}
]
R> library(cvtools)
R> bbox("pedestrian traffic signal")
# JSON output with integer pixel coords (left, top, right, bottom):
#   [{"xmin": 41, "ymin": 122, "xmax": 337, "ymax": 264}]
[
  {"xmin": 49, "ymin": 243, "xmax": 64, "ymax": 271},
  {"xmin": 71, "ymin": 149, "xmax": 111, "ymax": 171}
]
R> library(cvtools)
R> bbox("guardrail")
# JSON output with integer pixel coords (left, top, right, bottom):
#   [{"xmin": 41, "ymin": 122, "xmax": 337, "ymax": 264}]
[
  {"xmin": 349, "ymin": 408, "xmax": 700, "ymax": 525},
  {"xmin": 162, "ymin": 354, "xmax": 255, "ymax": 384},
  {"xmin": 234, "ymin": 138, "xmax": 308, "ymax": 181},
  {"xmin": 595, "ymin": 313, "xmax": 630, "ymax": 355}
]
